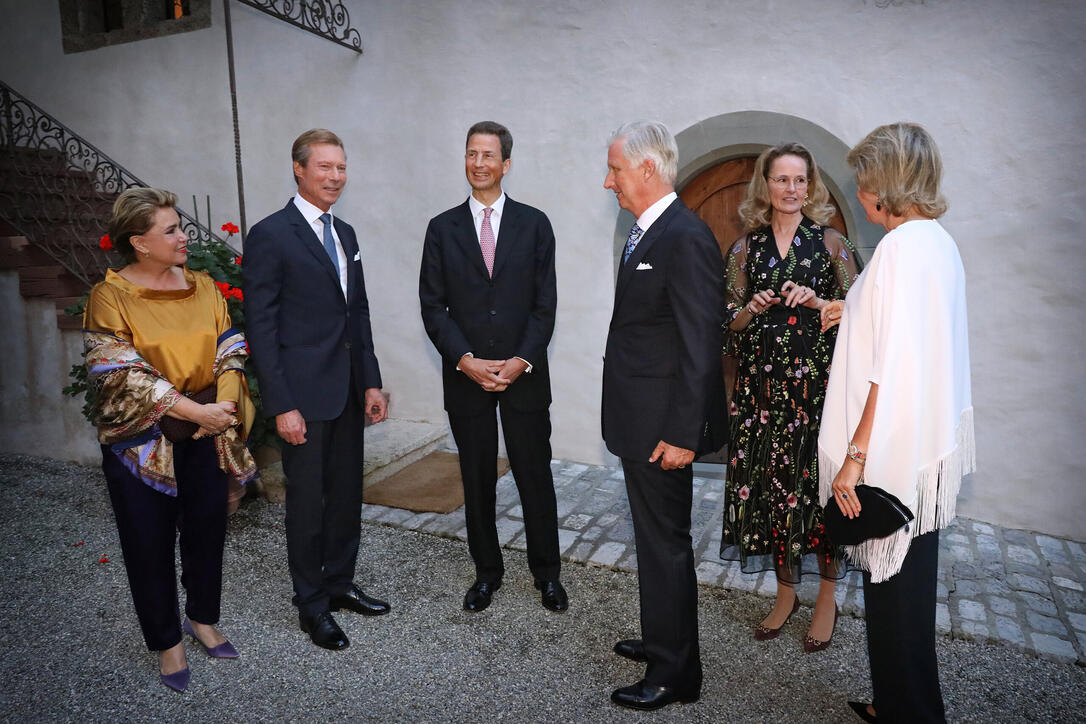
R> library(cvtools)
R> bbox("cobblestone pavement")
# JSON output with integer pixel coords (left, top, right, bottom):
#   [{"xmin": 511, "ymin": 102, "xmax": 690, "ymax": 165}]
[{"xmin": 363, "ymin": 459, "xmax": 1086, "ymax": 666}]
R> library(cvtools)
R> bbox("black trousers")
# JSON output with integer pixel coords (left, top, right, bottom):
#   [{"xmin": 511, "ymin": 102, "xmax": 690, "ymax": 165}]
[
  {"xmin": 102, "ymin": 438, "xmax": 228, "ymax": 651},
  {"xmin": 863, "ymin": 530, "xmax": 946, "ymax": 723},
  {"xmin": 448, "ymin": 401, "xmax": 560, "ymax": 583},
  {"xmin": 621, "ymin": 458, "xmax": 702, "ymax": 690},
  {"xmin": 281, "ymin": 389, "xmax": 365, "ymax": 617}
]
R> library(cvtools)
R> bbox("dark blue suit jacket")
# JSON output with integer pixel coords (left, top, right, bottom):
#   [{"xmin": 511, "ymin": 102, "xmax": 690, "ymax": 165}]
[
  {"xmin": 242, "ymin": 199, "xmax": 382, "ymax": 422},
  {"xmin": 419, "ymin": 197, "xmax": 556, "ymax": 415},
  {"xmin": 602, "ymin": 198, "xmax": 726, "ymax": 460}
]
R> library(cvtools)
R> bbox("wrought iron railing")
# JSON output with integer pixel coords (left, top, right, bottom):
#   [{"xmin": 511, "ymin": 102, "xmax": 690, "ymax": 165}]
[
  {"xmin": 0, "ymin": 79, "xmax": 237, "ymax": 286},
  {"xmin": 235, "ymin": 0, "xmax": 362, "ymax": 54}
]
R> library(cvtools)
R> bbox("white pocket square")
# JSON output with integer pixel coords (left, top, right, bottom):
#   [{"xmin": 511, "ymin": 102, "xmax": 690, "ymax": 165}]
[
  {"xmin": 636, "ymin": 262, "xmax": 653, "ymax": 270},
  {"xmin": 352, "ymin": 251, "xmax": 361, "ymax": 262}
]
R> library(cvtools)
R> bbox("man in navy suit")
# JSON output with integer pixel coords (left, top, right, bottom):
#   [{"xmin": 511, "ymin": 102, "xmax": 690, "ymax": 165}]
[
  {"xmin": 419, "ymin": 121, "xmax": 566, "ymax": 613},
  {"xmin": 601, "ymin": 121, "xmax": 725, "ymax": 710},
  {"xmin": 243, "ymin": 129, "xmax": 390, "ymax": 651}
]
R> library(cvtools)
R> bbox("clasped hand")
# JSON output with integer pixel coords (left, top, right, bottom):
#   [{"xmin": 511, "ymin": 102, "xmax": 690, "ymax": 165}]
[
  {"xmin": 747, "ymin": 282, "xmax": 817, "ymax": 315},
  {"xmin": 460, "ymin": 355, "xmax": 527, "ymax": 392},
  {"xmin": 193, "ymin": 400, "xmax": 237, "ymax": 439}
]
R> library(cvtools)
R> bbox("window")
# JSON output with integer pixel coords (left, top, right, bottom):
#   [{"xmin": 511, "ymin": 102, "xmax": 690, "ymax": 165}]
[{"xmin": 59, "ymin": 0, "xmax": 211, "ymax": 54}]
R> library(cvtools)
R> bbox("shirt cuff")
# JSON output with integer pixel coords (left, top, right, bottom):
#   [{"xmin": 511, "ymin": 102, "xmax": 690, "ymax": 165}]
[
  {"xmin": 514, "ymin": 356, "xmax": 533, "ymax": 373},
  {"xmin": 456, "ymin": 352, "xmax": 474, "ymax": 372}
]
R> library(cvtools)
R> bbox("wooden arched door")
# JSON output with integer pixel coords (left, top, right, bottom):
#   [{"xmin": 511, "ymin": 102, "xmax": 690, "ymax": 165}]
[{"xmin": 679, "ymin": 157, "xmax": 847, "ymax": 254}]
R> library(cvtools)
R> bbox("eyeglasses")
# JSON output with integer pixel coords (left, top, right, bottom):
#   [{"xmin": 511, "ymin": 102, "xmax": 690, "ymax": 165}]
[{"xmin": 767, "ymin": 175, "xmax": 809, "ymax": 188}]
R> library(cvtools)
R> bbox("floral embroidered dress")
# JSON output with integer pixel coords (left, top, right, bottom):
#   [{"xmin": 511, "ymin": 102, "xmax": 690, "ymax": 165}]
[{"xmin": 720, "ymin": 217, "xmax": 860, "ymax": 582}]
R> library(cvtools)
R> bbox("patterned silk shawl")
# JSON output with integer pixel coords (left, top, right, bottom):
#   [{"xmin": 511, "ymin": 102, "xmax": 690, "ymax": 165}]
[{"xmin": 85, "ymin": 327, "xmax": 258, "ymax": 496}]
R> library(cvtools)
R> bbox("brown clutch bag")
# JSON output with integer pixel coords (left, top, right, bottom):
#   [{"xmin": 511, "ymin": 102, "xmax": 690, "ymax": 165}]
[{"xmin": 158, "ymin": 386, "xmax": 218, "ymax": 443}]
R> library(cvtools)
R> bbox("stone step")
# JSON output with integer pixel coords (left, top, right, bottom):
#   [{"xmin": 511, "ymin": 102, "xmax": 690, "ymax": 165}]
[
  {"xmin": 255, "ymin": 417, "xmax": 450, "ymax": 503},
  {"xmin": 361, "ymin": 418, "xmax": 449, "ymax": 488}
]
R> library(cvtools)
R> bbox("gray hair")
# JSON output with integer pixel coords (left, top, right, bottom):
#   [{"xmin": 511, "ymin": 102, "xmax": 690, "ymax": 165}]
[{"xmin": 609, "ymin": 121, "xmax": 678, "ymax": 185}]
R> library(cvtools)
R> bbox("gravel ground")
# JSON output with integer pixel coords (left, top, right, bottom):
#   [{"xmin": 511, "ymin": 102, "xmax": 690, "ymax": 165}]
[{"xmin": 1, "ymin": 454, "xmax": 1083, "ymax": 723}]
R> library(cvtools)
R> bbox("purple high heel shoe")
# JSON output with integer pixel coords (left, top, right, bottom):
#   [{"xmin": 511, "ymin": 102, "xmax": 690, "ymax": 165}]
[
  {"xmin": 160, "ymin": 666, "xmax": 190, "ymax": 693},
  {"xmin": 183, "ymin": 618, "xmax": 239, "ymax": 659}
]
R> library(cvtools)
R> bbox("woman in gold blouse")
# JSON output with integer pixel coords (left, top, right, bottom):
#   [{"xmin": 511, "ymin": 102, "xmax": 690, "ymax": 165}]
[{"xmin": 83, "ymin": 188, "xmax": 256, "ymax": 692}]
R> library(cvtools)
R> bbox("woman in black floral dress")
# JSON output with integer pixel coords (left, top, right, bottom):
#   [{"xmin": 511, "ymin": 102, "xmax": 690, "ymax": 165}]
[{"xmin": 720, "ymin": 143, "xmax": 861, "ymax": 652}]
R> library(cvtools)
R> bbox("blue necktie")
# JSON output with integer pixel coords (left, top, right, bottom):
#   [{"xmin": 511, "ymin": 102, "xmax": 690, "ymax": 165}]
[
  {"xmin": 622, "ymin": 223, "xmax": 644, "ymax": 264},
  {"xmin": 318, "ymin": 213, "xmax": 338, "ymax": 272}
]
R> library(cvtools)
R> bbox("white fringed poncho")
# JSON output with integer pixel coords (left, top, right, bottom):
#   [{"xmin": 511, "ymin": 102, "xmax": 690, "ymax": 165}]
[{"xmin": 818, "ymin": 219, "xmax": 974, "ymax": 582}]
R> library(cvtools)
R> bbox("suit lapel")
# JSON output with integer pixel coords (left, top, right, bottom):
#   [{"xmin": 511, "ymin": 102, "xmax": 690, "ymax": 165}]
[
  {"xmin": 450, "ymin": 200, "xmax": 490, "ymax": 279},
  {"xmin": 285, "ymin": 200, "xmax": 341, "ymax": 288},
  {"xmin": 491, "ymin": 196, "xmax": 519, "ymax": 279},
  {"xmin": 614, "ymin": 198, "xmax": 682, "ymax": 308}
]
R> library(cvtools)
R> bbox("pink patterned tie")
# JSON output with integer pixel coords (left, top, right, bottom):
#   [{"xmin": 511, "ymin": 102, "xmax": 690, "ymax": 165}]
[{"xmin": 479, "ymin": 207, "xmax": 496, "ymax": 277}]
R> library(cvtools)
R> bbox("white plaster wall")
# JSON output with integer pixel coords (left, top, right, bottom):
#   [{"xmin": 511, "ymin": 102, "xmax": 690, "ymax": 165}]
[
  {"xmin": 0, "ymin": 273, "xmax": 99, "ymax": 463},
  {"xmin": 1, "ymin": 0, "xmax": 1083, "ymax": 538}
]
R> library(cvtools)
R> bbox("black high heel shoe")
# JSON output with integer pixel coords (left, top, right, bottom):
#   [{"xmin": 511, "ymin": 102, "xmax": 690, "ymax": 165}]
[{"xmin": 848, "ymin": 701, "xmax": 877, "ymax": 722}]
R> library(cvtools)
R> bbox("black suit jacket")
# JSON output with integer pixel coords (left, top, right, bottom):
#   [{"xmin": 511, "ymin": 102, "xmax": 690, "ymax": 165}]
[
  {"xmin": 242, "ymin": 199, "xmax": 382, "ymax": 422},
  {"xmin": 419, "ymin": 196, "xmax": 556, "ymax": 415},
  {"xmin": 602, "ymin": 198, "xmax": 726, "ymax": 460}
]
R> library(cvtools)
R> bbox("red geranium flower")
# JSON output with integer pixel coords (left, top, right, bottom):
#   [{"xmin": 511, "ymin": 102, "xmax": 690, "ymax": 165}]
[
  {"xmin": 234, "ymin": 256, "xmax": 243, "ymax": 265},
  {"xmin": 98, "ymin": 555, "xmax": 110, "ymax": 563},
  {"xmin": 98, "ymin": 234, "xmax": 112, "ymax": 250},
  {"xmin": 221, "ymin": 222, "xmax": 240, "ymax": 235},
  {"xmin": 214, "ymin": 281, "xmax": 244, "ymax": 301}
]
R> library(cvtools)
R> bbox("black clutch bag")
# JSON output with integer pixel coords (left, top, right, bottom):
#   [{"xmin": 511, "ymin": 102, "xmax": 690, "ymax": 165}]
[
  {"xmin": 158, "ymin": 386, "xmax": 217, "ymax": 443},
  {"xmin": 823, "ymin": 484, "xmax": 914, "ymax": 545}
]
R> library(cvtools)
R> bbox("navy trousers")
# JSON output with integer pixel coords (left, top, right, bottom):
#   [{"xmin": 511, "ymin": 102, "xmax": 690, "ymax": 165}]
[
  {"xmin": 102, "ymin": 437, "xmax": 228, "ymax": 651},
  {"xmin": 448, "ymin": 401, "xmax": 560, "ymax": 584},
  {"xmin": 281, "ymin": 387, "xmax": 365, "ymax": 617},
  {"xmin": 863, "ymin": 529, "xmax": 946, "ymax": 723},
  {"xmin": 621, "ymin": 458, "xmax": 702, "ymax": 690}
]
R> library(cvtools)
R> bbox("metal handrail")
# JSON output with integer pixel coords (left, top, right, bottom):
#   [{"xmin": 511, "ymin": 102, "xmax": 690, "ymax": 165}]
[
  {"xmin": 0, "ymin": 79, "xmax": 238, "ymax": 286},
  {"xmin": 235, "ymin": 0, "xmax": 362, "ymax": 54}
]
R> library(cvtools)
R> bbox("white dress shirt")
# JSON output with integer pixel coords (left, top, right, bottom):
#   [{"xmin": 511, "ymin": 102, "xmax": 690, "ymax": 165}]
[
  {"xmin": 635, "ymin": 191, "xmax": 677, "ymax": 233},
  {"xmin": 468, "ymin": 191, "xmax": 506, "ymax": 241},
  {"xmin": 293, "ymin": 193, "xmax": 348, "ymax": 299}
]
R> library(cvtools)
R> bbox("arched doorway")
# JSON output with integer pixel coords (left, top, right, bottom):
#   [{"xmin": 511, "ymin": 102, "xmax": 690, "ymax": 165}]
[{"xmin": 678, "ymin": 156, "xmax": 848, "ymax": 254}]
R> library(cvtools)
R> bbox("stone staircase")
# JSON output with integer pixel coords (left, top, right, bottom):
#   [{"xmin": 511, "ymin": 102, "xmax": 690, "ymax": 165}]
[{"xmin": 0, "ymin": 222, "xmax": 88, "ymax": 329}]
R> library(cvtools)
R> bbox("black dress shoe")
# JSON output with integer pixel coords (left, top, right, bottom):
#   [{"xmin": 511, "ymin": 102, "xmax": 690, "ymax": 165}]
[
  {"xmin": 299, "ymin": 611, "xmax": 349, "ymax": 650},
  {"xmin": 610, "ymin": 679, "xmax": 700, "ymax": 711},
  {"xmin": 330, "ymin": 584, "xmax": 391, "ymax": 616},
  {"xmin": 534, "ymin": 579, "xmax": 568, "ymax": 612},
  {"xmin": 613, "ymin": 638, "xmax": 647, "ymax": 662},
  {"xmin": 848, "ymin": 701, "xmax": 878, "ymax": 722},
  {"xmin": 463, "ymin": 580, "xmax": 501, "ymax": 611}
]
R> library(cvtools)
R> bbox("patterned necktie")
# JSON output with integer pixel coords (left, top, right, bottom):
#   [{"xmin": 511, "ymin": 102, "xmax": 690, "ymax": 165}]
[
  {"xmin": 318, "ymin": 213, "xmax": 338, "ymax": 275},
  {"xmin": 622, "ymin": 223, "xmax": 644, "ymax": 264},
  {"xmin": 479, "ymin": 207, "xmax": 496, "ymax": 277}
]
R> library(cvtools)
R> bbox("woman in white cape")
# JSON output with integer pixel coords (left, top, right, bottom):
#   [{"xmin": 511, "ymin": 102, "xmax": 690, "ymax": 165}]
[{"xmin": 818, "ymin": 123, "xmax": 974, "ymax": 723}]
